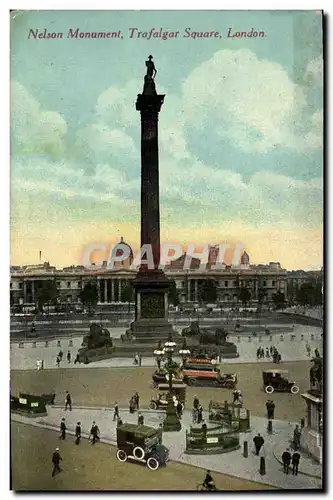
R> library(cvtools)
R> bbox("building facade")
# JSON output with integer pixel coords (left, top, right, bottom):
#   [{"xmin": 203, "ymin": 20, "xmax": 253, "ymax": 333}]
[{"xmin": 10, "ymin": 241, "xmax": 291, "ymax": 307}]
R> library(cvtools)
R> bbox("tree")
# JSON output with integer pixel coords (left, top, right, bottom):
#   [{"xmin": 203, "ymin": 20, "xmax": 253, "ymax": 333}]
[
  {"xmin": 296, "ymin": 282, "xmax": 323, "ymax": 311},
  {"xmin": 35, "ymin": 279, "xmax": 58, "ymax": 312},
  {"xmin": 80, "ymin": 281, "xmax": 98, "ymax": 314},
  {"xmin": 238, "ymin": 286, "xmax": 251, "ymax": 310},
  {"xmin": 121, "ymin": 281, "xmax": 134, "ymax": 313},
  {"xmin": 168, "ymin": 281, "xmax": 180, "ymax": 307},
  {"xmin": 272, "ymin": 291, "xmax": 286, "ymax": 310},
  {"xmin": 199, "ymin": 279, "xmax": 217, "ymax": 304}
]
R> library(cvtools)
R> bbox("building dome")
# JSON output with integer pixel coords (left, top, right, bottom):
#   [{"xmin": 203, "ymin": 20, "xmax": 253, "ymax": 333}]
[
  {"xmin": 111, "ymin": 237, "xmax": 133, "ymax": 268},
  {"xmin": 240, "ymin": 251, "xmax": 250, "ymax": 265}
]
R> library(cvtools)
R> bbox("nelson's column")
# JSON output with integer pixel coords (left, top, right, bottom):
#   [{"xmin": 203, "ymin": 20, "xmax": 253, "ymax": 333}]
[{"xmin": 126, "ymin": 56, "xmax": 175, "ymax": 343}]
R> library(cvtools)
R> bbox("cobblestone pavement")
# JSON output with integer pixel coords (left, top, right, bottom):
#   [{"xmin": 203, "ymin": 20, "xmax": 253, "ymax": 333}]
[
  {"xmin": 11, "ymin": 407, "xmax": 321, "ymax": 490},
  {"xmin": 10, "ymin": 325, "xmax": 322, "ymax": 370}
]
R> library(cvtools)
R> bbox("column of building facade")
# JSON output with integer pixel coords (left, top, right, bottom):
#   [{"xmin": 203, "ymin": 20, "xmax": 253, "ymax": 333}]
[
  {"xmin": 31, "ymin": 280, "xmax": 35, "ymax": 303},
  {"xmin": 194, "ymin": 279, "xmax": 198, "ymax": 302},
  {"xmin": 104, "ymin": 280, "xmax": 108, "ymax": 303},
  {"xmin": 118, "ymin": 279, "xmax": 122, "ymax": 302},
  {"xmin": 187, "ymin": 280, "xmax": 191, "ymax": 301},
  {"xmin": 23, "ymin": 281, "xmax": 27, "ymax": 303},
  {"xmin": 97, "ymin": 278, "xmax": 101, "ymax": 304},
  {"xmin": 111, "ymin": 279, "xmax": 115, "ymax": 303}
]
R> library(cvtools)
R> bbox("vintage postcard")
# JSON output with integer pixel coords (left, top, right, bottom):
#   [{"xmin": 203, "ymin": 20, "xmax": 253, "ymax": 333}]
[{"xmin": 10, "ymin": 10, "xmax": 323, "ymax": 492}]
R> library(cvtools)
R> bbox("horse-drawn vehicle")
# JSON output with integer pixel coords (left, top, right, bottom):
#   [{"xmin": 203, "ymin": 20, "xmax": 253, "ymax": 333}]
[
  {"xmin": 262, "ymin": 369, "xmax": 299, "ymax": 394},
  {"xmin": 116, "ymin": 422, "xmax": 169, "ymax": 470}
]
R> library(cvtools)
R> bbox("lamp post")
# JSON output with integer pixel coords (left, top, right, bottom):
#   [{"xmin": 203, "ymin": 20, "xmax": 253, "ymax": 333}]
[{"xmin": 162, "ymin": 335, "xmax": 181, "ymax": 432}]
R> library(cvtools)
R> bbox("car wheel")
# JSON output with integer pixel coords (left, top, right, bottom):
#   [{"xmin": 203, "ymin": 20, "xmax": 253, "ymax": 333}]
[
  {"xmin": 187, "ymin": 378, "xmax": 195, "ymax": 386},
  {"xmin": 133, "ymin": 446, "xmax": 145, "ymax": 460},
  {"xmin": 225, "ymin": 381, "xmax": 233, "ymax": 389},
  {"xmin": 147, "ymin": 456, "xmax": 159, "ymax": 470},
  {"xmin": 116, "ymin": 449, "xmax": 127, "ymax": 462},
  {"xmin": 265, "ymin": 385, "xmax": 274, "ymax": 394},
  {"xmin": 149, "ymin": 401, "xmax": 157, "ymax": 410},
  {"xmin": 291, "ymin": 385, "xmax": 299, "ymax": 394}
]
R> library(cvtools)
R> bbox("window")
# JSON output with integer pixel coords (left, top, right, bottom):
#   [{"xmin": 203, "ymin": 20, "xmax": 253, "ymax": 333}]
[
  {"xmin": 263, "ymin": 281, "xmax": 267, "ymax": 287},
  {"xmin": 19, "ymin": 282, "xmax": 23, "ymax": 290},
  {"xmin": 224, "ymin": 281, "xmax": 228, "ymax": 287},
  {"xmin": 233, "ymin": 281, "xmax": 237, "ymax": 286},
  {"xmin": 57, "ymin": 281, "xmax": 61, "ymax": 288},
  {"xmin": 78, "ymin": 281, "xmax": 82, "ymax": 288},
  {"xmin": 272, "ymin": 280, "xmax": 276, "ymax": 286},
  {"xmin": 67, "ymin": 281, "xmax": 71, "ymax": 289}
]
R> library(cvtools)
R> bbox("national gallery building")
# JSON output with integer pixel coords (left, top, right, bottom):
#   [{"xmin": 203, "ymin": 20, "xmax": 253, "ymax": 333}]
[{"xmin": 10, "ymin": 239, "xmax": 321, "ymax": 308}]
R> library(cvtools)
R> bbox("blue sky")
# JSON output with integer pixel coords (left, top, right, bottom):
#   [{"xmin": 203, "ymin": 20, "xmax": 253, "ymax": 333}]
[{"xmin": 10, "ymin": 10, "xmax": 323, "ymax": 269}]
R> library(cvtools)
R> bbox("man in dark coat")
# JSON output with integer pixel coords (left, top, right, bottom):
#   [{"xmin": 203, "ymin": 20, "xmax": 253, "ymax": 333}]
[
  {"xmin": 90, "ymin": 421, "xmax": 100, "ymax": 445},
  {"xmin": 52, "ymin": 447, "xmax": 62, "ymax": 476},
  {"xmin": 133, "ymin": 392, "xmax": 140, "ymax": 410},
  {"xmin": 137, "ymin": 412, "xmax": 144, "ymax": 426},
  {"xmin": 197, "ymin": 405, "xmax": 203, "ymax": 424},
  {"xmin": 75, "ymin": 421, "xmax": 81, "ymax": 445},
  {"xmin": 113, "ymin": 401, "xmax": 119, "ymax": 422},
  {"xmin": 253, "ymin": 433, "xmax": 264, "ymax": 455},
  {"xmin": 282, "ymin": 448, "xmax": 292, "ymax": 474},
  {"xmin": 65, "ymin": 391, "xmax": 72, "ymax": 411},
  {"xmin": 292, "ymin": 451, "xmax": 301, "ymax": 475},
  {"xmin": 59, "ymin": 418, "xmax": 66, "ymax": 440},
  {"xmin": 56, "ymin": 356, "xmax": 60, "ymax": 368},
  {"xmin": 193, "ymin": 396, "xmax": 199, "ymax": 410},
  {"xmin": 176, "ymin": 400, "xmax": 183, "ymax": 419}
]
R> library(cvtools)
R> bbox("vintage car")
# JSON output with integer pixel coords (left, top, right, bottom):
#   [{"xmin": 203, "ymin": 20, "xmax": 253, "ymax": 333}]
[
  {"xmin": 151, "ymin": 370, "xmax": 183, "ymax": 388},
  {"xmin": 181, "ymin": 362, "xmax": 237, "ymax": 388},
  {"xmin": 149, "ymin": 384, "xmax": 186, "ymax": 410},
  {"xmin": 262, "ymin": 369, "xmax": 299, "ymax": 394},
  {"xmin": 116, "ymin": 422, "xmax": 169, "ymax": 470}
]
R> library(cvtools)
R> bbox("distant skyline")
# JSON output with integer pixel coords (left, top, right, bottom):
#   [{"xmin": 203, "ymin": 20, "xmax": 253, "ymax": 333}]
[{"xmin": 10, "ymin": 10, "xmax": 323, "ymax": 271}]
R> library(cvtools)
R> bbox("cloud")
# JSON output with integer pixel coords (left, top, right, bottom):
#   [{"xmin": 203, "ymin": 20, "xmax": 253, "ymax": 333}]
[
  {"xmin": 11, "ymin": 81, "xmax": 67, "ymax": 157},
  {"xmin": 179, "ymin": 49, "xmax": 322, "ymax": 154}
]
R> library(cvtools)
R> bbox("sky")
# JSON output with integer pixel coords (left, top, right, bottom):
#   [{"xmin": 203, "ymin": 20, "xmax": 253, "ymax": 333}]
[{"xmin": 10, "ymin": 10, "xmax": 323, "ymax": 270}]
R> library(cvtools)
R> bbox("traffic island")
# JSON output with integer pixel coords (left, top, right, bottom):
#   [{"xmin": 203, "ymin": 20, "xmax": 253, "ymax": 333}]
[{"xmin": 185, "ymin": 424, "xmax": 240, "ymax": 455}]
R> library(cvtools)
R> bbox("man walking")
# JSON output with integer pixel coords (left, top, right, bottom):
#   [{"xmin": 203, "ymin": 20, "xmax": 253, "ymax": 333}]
[
  {"xmin": 56, "ymin": 356, "xmax": 60, "ymax": 368},
  {"xmin": 113, "ymin": 401, "xmax": 119, "ymax": 422},
  {"xmin": 52, "ymin": 447, "xmax": 62, "ymax": 477},
  {"xmin": 292, "ymin": 451, "xmax": 301, "ymax": 475},
  {"xmin": 137, "ymin": 412, "xmax": 144, "ymax": 426},
  {"xmin": 65, "ymin": 391, "xmax": 72, "ymax": 411},
  {"xmin": 282, "ymin": 448, "xmax": 291, "ymax": 474},
  {"xmin": 59, "ymin": 418, "xmax": 66, "ymax": 440},
  {"xmin": 133, "ymin": 392, "xmax": 140, "ymax": 410},
  {"xmin": 75, "ymin": 421, "xmax": 81, "ymax": 445},
  {"xmin": 253, "ymin": 433, "xmax": 264, "ymax": 456},
  {"xmin": 90, "ymin": 421, "xmax": 100, "ymax": 445}
]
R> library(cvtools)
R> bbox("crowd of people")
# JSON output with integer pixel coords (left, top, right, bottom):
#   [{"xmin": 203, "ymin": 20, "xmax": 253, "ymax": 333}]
[{"xmin": 256, "ymin": 346, "xmax": 282, "ymax": 363}]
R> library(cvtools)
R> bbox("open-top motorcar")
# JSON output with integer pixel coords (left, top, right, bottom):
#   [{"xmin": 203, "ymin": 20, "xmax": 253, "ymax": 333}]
[
  {"xmin": 149, "ymin": 384, "xmax": 186, "ymax": 410},
  {"xmin": 262, "ymin": 369, "xmax": 299, "ymax": 394},
  {"xmin": 116, "ymin": 422, "xmax": 169, "ymax": 470},
  {"xmin": 151, "ymin": 370, "xmax": 183, "ymax": 388}
]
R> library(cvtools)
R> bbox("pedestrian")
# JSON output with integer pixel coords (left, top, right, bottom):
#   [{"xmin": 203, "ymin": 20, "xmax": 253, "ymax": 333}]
[
  {"xmin": 176, "ymin": 401, "xmax": 183, "ymax": 418},
  {"xmin": 193, "ymin": 396, "xmax": 200, "ymax": 410},
  {"xmin": 56, "ymin": 356, "xmax": 60, "ymax": 368},
  {"xmin": 293, "ymin": 425, "xmax": 301, "ymax": 451},
  {"xmin": 256, "ymin": 348, "xmax": 261, "ymax": 360},
  {"xmin": 41, "ymin": 360, "xmax": 44, "ymax": 370},
  {"xmin": 260, "ymin": 347, "xmax": 265, "ymax": 358},
  {"xmin": 270, "ymin": 346, "xmax": 274, "ymax": 356},
  {"xmin": 282, "ymin": 448, "xmax": 291, "ymax": 474},
  {"xmin": 137, "ymin": 412, "xmax": 144, "ymax": 426},
  {"xmin": 133, "ymin": 353, "xmax": 139, "ymax": 365},
  {"xmin": 238, "ymin": 391, "xmax": 243, "ymax": 405},
  {"xmin": 197, "ymin": 405, "xmax": 203, "ymax": 424},
  {"xmin": 129, "ymin": 396, "xmax": 135, "ymax": 414},
  {"xmin": 52, "ymin": 447, "xmax": 62, "ymax": 477},
  {"xmin": 74, "ymin": 354, "xmax": 80, "ymax": 365},
  {"xmin": 265, "ymin": 348, "xmax": 270, "ymax": 358},
  {"xmin": 36, "ymin": 359, "xmax": 41, "ymax": 371},
  {"xmin": 90, "ymin": 421, "xmax": 100, "ymax": 445},
  {"xmin": 113, "ymin": 401, "xmax": 119, "ymax": 421},
  {"xmin": 58, "ymin": 349, "xmax": 63, "ymax": 361},
  {"xmin": 65, "ymin": 391, "xmax": 72, "ymax": 411},
  {"xmin": 278, "ymin": 353, "xmax": 282, "ymax": 364},
  {"xmin": 75, "ymin": 421, "xmax": 81, "ymax": 445},
  {"xmin": 253, "ymin": 433, "xmax": 264, "ymax": 455},
  {"xmin": 201, "ymin": 420, "xmax": 207, "ymax": 441},
  {"xmin": 67, "ymin": 351, "xmax": 71, "ymax": 363},
  {"xmin": 133, "ymin": 392, "xmax": 140, "ymax": 410},
  {"xmin": 292, "ymin": 451, "xmax": 301, "ymax": 475},
  {"xmin": 306, "ymin": 344, "xmax": 311, "ymax": 357},
  {"xmin": 138, "ymin": 355, "xmax": 142, "ymax": 367},
  {"xmin": 233, "ymin": 390, "xmax": 239, "ymax": 403},
  {"xmin": 59, "ymin": 418, "xmax": 66, "ymax": 440}
]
